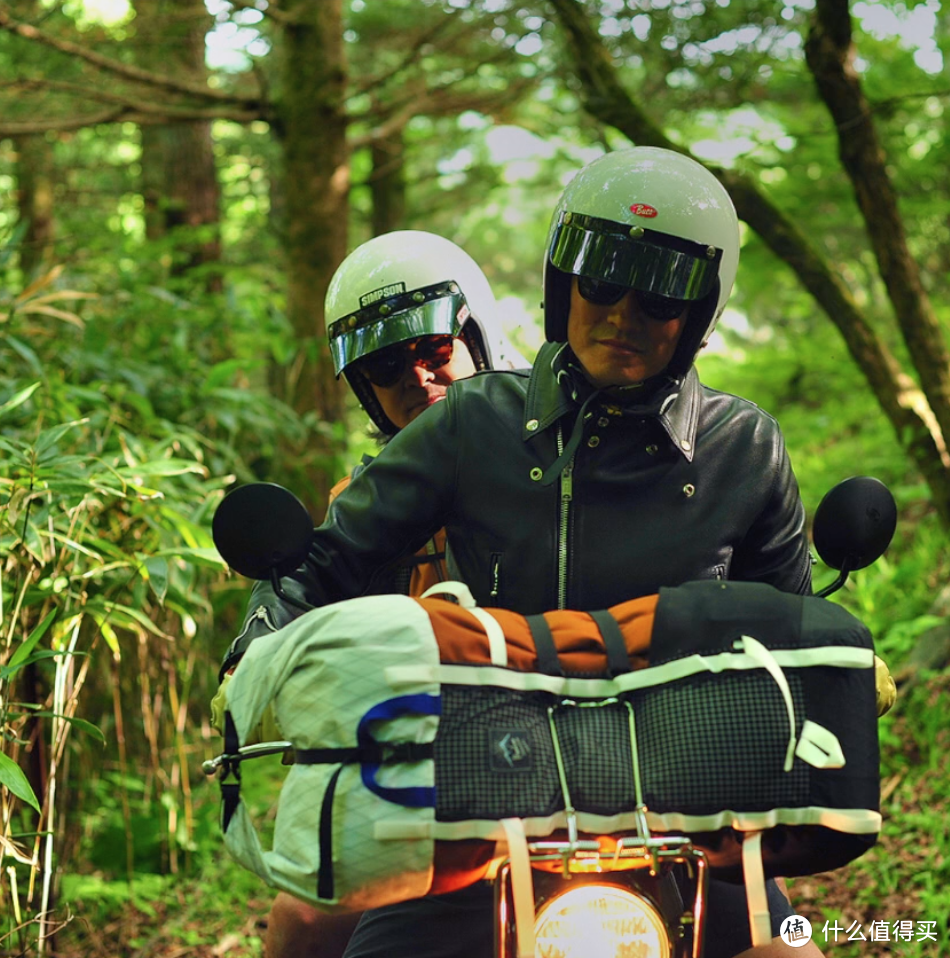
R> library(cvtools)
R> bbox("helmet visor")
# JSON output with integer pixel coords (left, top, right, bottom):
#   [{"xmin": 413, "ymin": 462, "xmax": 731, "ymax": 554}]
[
  {"xmin": 328, "ymin": 281, "xmax": 470, "ymax": 375},
  {"xmin": 549, "ymin": 212, "xmax": 722, "ymax": 301}
]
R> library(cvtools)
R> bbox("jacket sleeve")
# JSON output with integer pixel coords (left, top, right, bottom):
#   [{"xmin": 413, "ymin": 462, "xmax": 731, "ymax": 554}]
[
  {"xmin": 218, "ymin": 394, "xmax": 461, "ymax": 675},
  {"xmin": 731, "ymin": 424, "xmax": 813, "ymax": 596}
]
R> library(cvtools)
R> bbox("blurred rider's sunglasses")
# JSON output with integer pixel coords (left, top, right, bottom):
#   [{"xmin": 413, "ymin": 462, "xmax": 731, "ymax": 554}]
[
  {"xmin": 577, "ymin": 276, "xmax": 688, "ymax": 321},
  {"xmin": 354, "ymin": 335, "xmax": 456, "ymax": 389}
]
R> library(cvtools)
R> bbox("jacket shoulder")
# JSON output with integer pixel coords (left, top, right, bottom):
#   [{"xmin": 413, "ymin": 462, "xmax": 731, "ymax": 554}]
[{"xmin": 697, "ymin": 382, "xmax": 783, "ymax": 431}]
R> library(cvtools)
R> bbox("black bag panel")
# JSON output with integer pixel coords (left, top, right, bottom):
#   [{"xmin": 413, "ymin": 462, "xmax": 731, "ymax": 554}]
[
  {"xmin": 635, "ymin": 671, "xmax": 810, "ymax": 814},
  {"xmin": 800, "ymin": 595, "xmax": 875, "ymax": 651},
  {"xmin": 693, "ymin": 825, "xmax": 878, "ymax": 881},
  {"xmin": 650, "ymin": 581, "xmax": 802, "ymax": 665},
  {"xmin": 434, "ymin": 686, "xmax": 564, "ymax": 821},
  {"xmin": 800, "ymin": 665, "xmax": 880, "ymax": 811},
  {"xmin": 550, "ymin": 701, "xmax": 638, "ymax": 815},
  {"xmin": 649, "ymin": 581, "xmax": 872, "ymax": 666}
]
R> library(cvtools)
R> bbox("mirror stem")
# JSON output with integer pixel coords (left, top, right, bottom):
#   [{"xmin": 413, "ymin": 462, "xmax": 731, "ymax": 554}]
[
  {"xmin": 814, "ymin": 557, "xmax": 854, "ymax": 599},
  {"xmin": 270, "ymin": 568, "xmax": 314, "ymax": 613}
]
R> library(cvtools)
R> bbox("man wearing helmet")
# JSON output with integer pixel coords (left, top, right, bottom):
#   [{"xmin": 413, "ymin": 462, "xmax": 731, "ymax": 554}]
[
  {"xmin": 326, "ymin": 229, "xmax": 522, "ymax": 439},
  {"xmin": 224, "ymin": 230, "xmax": 524, "ymax": 958},
  {"xmin": 224, "ymin": 149, "xmax": 817, "ymax": 958}
]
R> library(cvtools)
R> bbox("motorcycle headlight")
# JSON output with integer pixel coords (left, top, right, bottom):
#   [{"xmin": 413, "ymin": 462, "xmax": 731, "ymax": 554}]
[{"xmin": 533, "ymin": 882, "xmax": 670, "ymax": 958}]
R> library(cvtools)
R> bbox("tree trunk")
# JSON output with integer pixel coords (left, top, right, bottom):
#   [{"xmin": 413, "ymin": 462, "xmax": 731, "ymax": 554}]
[
  {"xmin": 133, "ymin": 0, "xmax": 222, "ymax": 290},
  {"xmin": 13, "ymin": 134, "xmax": 56, "ymax": 278},
  {"xmin": 370, "ymin": 128, "xmax": 407, "ymax": 236},
  {"xmin": 544, "ymin": 0, "xmax": 950, "ymax": 525},
  {"xmin": 275, "ymin": 0, "xmax": 350, "ymax": 510},
  {"xmin": 805, "ymin": 0, "xmax": 950, "ymax": 466}
]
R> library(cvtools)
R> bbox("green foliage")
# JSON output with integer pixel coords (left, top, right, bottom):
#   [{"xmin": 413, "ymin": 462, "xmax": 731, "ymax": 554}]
[{"xmin": 0, "ymin": 240, "xmax": 310, "ymax": 948}]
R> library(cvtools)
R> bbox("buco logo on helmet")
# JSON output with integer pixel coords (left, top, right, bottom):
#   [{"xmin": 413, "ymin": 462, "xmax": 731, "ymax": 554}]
[{"xmin": 629, "ymin": 204, "xmax": 658, "ymax": 218}]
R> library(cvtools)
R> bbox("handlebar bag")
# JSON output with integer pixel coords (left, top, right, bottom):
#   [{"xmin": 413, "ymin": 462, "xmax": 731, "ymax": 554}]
[{"xmin": 218, "ymin": 578, "xmax": 879, "ymax": 912}]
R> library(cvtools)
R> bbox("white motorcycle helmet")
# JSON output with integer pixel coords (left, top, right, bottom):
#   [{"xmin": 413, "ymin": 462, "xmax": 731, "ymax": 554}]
[
  {"xmin": 326, "ymin": 230, "xmax": 523, "ymax": 435},
  {"xmin": 543, "ymin": 147, "xmax": 740, "ymax": 377}
]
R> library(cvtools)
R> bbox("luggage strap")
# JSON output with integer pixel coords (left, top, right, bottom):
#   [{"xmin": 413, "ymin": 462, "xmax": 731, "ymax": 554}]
[{"xmin": 295, "ymin": 742, "xmax": 435, "ymax": 765}]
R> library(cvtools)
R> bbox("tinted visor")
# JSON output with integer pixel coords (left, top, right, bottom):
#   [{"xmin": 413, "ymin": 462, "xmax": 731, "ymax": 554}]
[
  {"xmin": 549, "ymin": 212, "xmax": 722, "ymax": 301},
  {"xmin": 329, "ymin": 281, "xmax": 469, "ymax": 375}
]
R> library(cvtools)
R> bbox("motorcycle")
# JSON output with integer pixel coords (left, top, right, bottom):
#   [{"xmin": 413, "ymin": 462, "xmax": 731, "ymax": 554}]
[{"xmin": 206, "ymin": 476, "xmax": 896, "ymax": 958}]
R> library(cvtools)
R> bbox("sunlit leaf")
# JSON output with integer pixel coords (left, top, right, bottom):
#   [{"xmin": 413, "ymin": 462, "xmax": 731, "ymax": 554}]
[
  {"xmin": 114, "ymin": 459, "xmax": 207, "ymax": 479},
  {"xmin": 28, "ymin": 712, "xmax": 106, "ymax": 743},
  {"xmin": 0, "ymin": 381, "xmax": 41, "ymax": 420},
  {"xmin": 7, "ymin": 608, "xmax": 57, "ymax": 673},
  {"xmin": 143, "ymin": 556, "xmax": 169, "ymax": 603},
  {"xmin": 15, "ymin": 264, "xmax": 64, "ymax": 303},
  {"xmin": 152, "ymin": 546, "xmax": 226, "ymax": 568},
  {"xmin": 18, "ymin": 303, "xmax": 85, "ymax": 328},
  {"xmin": 0, "ymin": 753, "xmax": 41, "ymax": 813},
  {"xmin": 35, "ymin": 420, "xmax": 89, "ymax": 459}
]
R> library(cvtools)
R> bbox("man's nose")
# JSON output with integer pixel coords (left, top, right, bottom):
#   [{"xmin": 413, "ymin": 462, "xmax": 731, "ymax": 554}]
[
  {"xmin": 606, "ymin": 290, "xmax": 645, "ymax": 328},
  {"xmin": 408, "ymin": 361, "xmax": 436, "ymax": 386}
]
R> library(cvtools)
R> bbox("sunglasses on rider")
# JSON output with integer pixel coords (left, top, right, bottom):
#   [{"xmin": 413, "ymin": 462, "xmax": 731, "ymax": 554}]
[
  {"xmin": 577, "ymin": 276, "xmax": 689, "ymax": 322},
  {"xmin": 353, "ymin": 334, "xmax": 456, "ymax": 389}
]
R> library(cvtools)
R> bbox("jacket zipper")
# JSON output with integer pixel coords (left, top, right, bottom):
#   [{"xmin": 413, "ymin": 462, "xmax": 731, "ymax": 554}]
[
  {"xmin": 556, "ymin": 423, "xmax": 574, "ymax": 610},
  {"xmin": 234, "ymin": 604, "xmax": 278, "ymax": 642}
]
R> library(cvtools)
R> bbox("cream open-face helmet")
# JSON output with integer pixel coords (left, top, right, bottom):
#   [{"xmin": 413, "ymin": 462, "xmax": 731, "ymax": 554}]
[
  {"xmin": 543, "ymin": 147, "xmax": 740, "ymax": 377},
  {"xmin": 326, "ymin": 230, "xmax": 523, "ymax": 434}
]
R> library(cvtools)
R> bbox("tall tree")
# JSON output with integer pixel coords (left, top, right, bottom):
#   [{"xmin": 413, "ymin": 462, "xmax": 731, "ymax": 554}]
[
  {"xmin": 133, "ymin": 0, "xmax": 222, "ymax": 287},
  {"xmin": 12, "ymin": 133, "xmax": 55, "ymax": 276}
]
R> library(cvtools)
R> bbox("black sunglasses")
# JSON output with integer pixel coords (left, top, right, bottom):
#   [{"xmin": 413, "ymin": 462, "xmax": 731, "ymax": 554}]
[
  {"xmin": 577, "ymin": 276, "xmax": 688, "ymax": 322},
  {"xmin": 354, "ymin": 335, "xmax": 456, "ymax": 389}
]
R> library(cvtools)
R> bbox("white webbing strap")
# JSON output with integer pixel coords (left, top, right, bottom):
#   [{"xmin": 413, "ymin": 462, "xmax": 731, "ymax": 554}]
[
  {"xmin": 795, "ymin": 720, "xmax": 846, "ymax": 768},
  {"xmin": 421, "ymin": 580, "xmax": 477, "ymax": 606},
  {"xmin": 420, "ymin": 581, "xmax": 508, "ymax": 667},
  {"xmin": 741, "ymin": 830, "xmax": 772, "ymax": 947},
  {"xmin": 500, "ymin": 818, "xmax": 536, "ymax": 958},
  {"xmin": 736, "ymin": 636, "xmax": 796, "ymax": 772}
]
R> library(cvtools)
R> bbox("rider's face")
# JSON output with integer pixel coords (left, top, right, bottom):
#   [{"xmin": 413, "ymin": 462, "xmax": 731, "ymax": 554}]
[
  {"xmin": 567, "ymin": 278, "xmax": 688, "ymax": 388},
  {"xmin": 363, "ymin": 335, "xmax": 477, "ymax": 431}
]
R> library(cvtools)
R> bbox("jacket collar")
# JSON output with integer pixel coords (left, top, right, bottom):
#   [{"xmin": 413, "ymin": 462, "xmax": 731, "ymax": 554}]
[{"xmin": 522, "ymin": 341, "xmax": 700, "ymax": 462}]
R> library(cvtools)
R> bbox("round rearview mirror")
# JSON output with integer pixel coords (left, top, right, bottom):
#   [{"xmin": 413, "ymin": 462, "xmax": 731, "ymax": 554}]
[
  {"xmin": 212, "ymin": 483, "xmax": 313, "ymax": 580},
  {"xmin": 812, "ymin": 476, "xmax": 896, "ymax": 573}
]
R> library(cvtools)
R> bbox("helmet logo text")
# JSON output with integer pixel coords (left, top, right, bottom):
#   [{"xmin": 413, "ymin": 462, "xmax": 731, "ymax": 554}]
[
  {"xmin": 629, "ymin": 204, "xmax": 658, "ymax": 218},
  {"xmin": 359, "ymin": 282, "xmax": 407, "ymax": 308}
]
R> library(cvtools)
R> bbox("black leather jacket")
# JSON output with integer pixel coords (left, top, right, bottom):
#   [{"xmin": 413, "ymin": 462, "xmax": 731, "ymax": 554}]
[{"xmin": 222, "ymin": 342, "xmax": 811, "ymax": 675}]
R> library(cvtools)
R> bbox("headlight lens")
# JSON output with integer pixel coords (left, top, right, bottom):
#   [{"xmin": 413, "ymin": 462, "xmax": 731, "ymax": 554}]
[{"xmin": 533, "ymin": 883, "xmax": 670, "ymax": 958}]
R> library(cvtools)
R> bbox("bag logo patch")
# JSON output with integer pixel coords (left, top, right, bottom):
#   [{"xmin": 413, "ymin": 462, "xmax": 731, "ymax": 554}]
[{"xmin": 489, "ymin": 729, "xmax": 533, "ymax": 772}]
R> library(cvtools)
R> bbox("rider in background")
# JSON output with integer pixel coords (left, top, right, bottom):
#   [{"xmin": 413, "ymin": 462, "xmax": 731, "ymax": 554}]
[{"xmin": 241, "ymin": 230, "xmax": 525, "ymax": 958}]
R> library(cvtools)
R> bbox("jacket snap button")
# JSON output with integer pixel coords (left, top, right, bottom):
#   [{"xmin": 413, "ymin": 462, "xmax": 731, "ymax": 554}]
[
  {"xmin": 646, "ymin": 444, "xmax": 658, "ymax": 456},
  {"xmin": 587, "ymin": 436, "xmax": 600, "ymax": 448},
  {"xmin": 530, "ymin": 467, "xmax": 543, "ymax": 481},
  {"xmin": 597, "ymin": 417, "xmax": 609, "ymax": 428},
  {"xmin": 683, "ymin": 483, "xmax": 696, "ymax": 497},
  {"xmin": 526, "ymin": 419, "xmax": 539, "ymax": 432},
  {"xmin": 681, "ymin": 439, "xmax": 692, "ymax": 452}
]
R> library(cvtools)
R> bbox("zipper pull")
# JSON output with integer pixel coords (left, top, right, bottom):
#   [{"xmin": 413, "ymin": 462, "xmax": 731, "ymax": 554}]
[
  {"xmin": 490, "ymin": 553, "xmax": 502, "ymax": 600},
  {"xmin": 561, "ymin": 462, "xmax": 574, "ymax": 501}
]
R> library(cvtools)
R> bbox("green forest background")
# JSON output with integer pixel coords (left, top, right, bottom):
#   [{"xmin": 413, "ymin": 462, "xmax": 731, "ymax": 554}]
[{"xmin": 1, "ymin": 0, "xmax": 948, "ymax": 955}]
